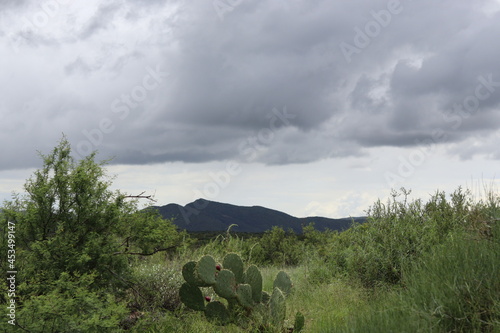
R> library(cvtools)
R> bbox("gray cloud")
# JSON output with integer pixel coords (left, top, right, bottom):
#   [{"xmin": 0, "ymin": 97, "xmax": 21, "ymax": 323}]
[
  {"xmin": 78, "ymin": 2, "xmax": 122, "ymax": 40},
  {"xmin": 1, "ymin": 0, "xmax": 500, "ymax": 171}
]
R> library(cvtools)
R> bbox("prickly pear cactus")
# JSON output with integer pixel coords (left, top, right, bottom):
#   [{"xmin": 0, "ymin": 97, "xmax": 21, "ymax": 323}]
[
  {"xmin": 270, "ymin": 287, "xmax": 286, "ymax": 327},
  {"xmin": 245, "ymin": 265, "xmax": 263, "ymax": 303},
  {"xmin": 214, "ymin": 269, "xmax": 237, "ymax": 299},
  {"xmin": 273, "ymin": 271, "xmax": 292, "ymax": 296},
  {"xmin": 196, "ymin": 255, "xmax": 217, "ymax": 285},
  {"xmin": 223, "ymin": 253, "xmax": 245, "ymax": 283},
  {"xmin": 236, "ymin": 283, "xmax": 254, "ymax": 310},
  {"xmin": 179, "ymin": 282, "xmax": 205, "ymax": 311},
  {"xmin": 182, "ymin": 261, "xmax": 209, "ymax": 287},
  {"xmin": 205, "ymin": 301, "xmax": 230, "ymax": 325},
  {"xmin": 178, "ymin": 253, "xmax": 302, "ymax": 330},
  {"xmin": 261, "ymin": 290, "xmax": 271, "ymax": 304}
]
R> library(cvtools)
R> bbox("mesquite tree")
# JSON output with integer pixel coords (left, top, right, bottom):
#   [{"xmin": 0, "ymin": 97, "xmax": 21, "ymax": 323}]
[{"xmin": 1, "ymin": 137, "xmax": 181, "ymax": 296}]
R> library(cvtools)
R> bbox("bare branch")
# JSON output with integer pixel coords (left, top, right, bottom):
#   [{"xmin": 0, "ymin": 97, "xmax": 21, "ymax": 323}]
[
  {"xmin": 124, "ymin": 191, "xmax": 157, "ymax": 202},
  {"xmin": 113, "ymin": 246, "xmax": 176, "ymax": 256}
]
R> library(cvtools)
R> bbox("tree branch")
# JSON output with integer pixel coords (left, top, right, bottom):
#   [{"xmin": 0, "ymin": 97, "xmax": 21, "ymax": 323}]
[
  {"xmin": 113, "ymin": 246, "xmax": 176, "ymax": 256},
  {"xmin": 124, "ymin": 191, "xmax": 157, "ymax": 202}
]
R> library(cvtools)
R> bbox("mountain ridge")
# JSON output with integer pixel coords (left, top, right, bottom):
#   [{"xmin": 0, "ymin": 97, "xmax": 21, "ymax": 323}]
[{"xmin": 153, "ymin": 198, "xmax": 366, "ymax": 233}]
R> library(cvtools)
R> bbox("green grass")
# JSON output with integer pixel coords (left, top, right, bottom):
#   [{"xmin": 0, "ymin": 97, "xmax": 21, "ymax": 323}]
[
  {"xmin": 120, "ymin": 186, "xmax": 500, "ymax": 332},
  {"xmin": 126, "ymin": 262, "xmax": 369, "ymax": 333},
  {"xmin": 259, "ymin": 265, "xmax": 368, "ymax": 332},
  {"xmin": 329, "ymin": 227, "xmax": 500, "ymax": 333}
]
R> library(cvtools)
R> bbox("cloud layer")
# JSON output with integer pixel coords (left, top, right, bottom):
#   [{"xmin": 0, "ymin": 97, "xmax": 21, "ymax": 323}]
[{"xmin": 1, "ymin": 0, "xmax": 500, "ymax": 171}]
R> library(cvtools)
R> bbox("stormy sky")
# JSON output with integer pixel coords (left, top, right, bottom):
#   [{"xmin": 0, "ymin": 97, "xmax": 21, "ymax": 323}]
[{"xmin": 1, "ymin": 0, "xmax": 500, "ymax": 218}]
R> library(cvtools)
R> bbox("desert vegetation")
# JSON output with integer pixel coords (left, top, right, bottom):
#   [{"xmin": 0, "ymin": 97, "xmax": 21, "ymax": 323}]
[{"xmin": 1, "ymin": 139, "xmax": 499, "ymax": 332}]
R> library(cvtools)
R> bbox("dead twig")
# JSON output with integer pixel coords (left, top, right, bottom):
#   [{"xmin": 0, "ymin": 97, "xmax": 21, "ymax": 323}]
[{"xmin": 124, "ymin": 191, "xmax": 157, "ymax": 203}]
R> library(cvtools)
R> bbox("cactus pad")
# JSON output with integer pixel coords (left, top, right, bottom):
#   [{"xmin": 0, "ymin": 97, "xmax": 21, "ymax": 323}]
[
  {"xmin": 214, "ymin": 269, "xmax": 237, "ymax": 299},
  {"xmin": 223, "ymin": 253, "xmax": 245, "ymax": 283},
  {"xmin": 196, "ymin": 255, "xmax": 217, "ymax": 286},
  {"xmin": 261, "ymin": 291, "xmax": 271, "ymax": 304},
  {"xmin": 270, "ymin": 287, "xmax": 286, "ymax": 327},
  {"xmin": 273, "ymin": 271, "xmax": 292, "ymax": 296},
  {"xmin": 205, "ymin": 301, "xmax": 230, "ymax": 325},
  {"xmin": 182, "ymin": 261, "xmax": 208, "ymax": 287},
  {"xmin": 245, "ymin": 265, "xmax": 263, "ymax": 303},
  {"xmin": 236, "ymin": 283, "xmax": 254, "ymax": 309},
  {"xmin": 179, "ymin": 282, "xmax": 205, "ymax": 311}
]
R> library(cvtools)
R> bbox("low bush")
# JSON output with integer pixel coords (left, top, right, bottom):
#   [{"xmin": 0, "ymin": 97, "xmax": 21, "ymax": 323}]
[
  {"xmin": 0, "ymin": 272, "xmax": 128, "ymax": 333},
  {"xmin": 128, "ymin": 262, "xmax": 183, "ymax": 313},
  {"xmin": 322, "ymin": 187, "xmax": 480, "ymax": 287},
  {"xmin": 333, "ymin": 222, "xmax": 500, "ymax": 332}
]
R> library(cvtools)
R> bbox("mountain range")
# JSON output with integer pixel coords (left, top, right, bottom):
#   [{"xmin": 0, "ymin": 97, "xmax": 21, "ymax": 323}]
[{"xmin": 154, "ymin": 199, "xmax": 366, "ymax": 233}]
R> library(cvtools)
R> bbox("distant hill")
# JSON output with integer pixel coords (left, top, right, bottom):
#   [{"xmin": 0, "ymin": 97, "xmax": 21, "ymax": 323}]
[{"xmin": 153, "ymin": 199, "xmax": 366, "ymax": 233}]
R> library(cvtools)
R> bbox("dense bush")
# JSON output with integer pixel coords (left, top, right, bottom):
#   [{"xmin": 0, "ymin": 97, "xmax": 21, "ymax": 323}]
[
  {"xmin": 405, "ymin": 228, "xmax": 500, "ymax": 332},
  {"xmin": 333, "ymin": 222, "xmax": 500, "ymax": 332},
  {"xmin": 2, "ymin": 141, "xmax": 131, "ymax": 295},
  {"xmin": 318, "ymin": 188, "xmax": 481, "ymax": 287},
  {"xmin": 128, "ymin": 263, "xmax": 183, "ymax": 312},
  {"xmin": 1, "ymin": 272, "xmax": 129, "ymax": 333},
  {"xmin": 190, "ymin": 225, "xmax": 304, "ymax": 267},
  {"xmin": 249, "ymin": 226, "xmax": 303, "ymax": 266},
  {"xmin": 0, "ymin": 138, "xmax": 183, "ymax": 331}
]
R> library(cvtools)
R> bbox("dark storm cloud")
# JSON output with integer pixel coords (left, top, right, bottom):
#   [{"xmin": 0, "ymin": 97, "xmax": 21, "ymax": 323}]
[
  {"xmin": 338, "ymin": 1, "xmax": 500, "ymax": 151},
  {"xmin": 154, "ymin": 1, "xmax": 343, "ymax": 131},
  {"xmin": 1, "ymin": 0, "xmax": 500, "ymax": 170}
]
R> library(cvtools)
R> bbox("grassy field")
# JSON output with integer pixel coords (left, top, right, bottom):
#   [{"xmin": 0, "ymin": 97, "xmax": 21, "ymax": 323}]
[{"xmin": 118, "ymin": 186, "xmax": 500, "ymax": 332}]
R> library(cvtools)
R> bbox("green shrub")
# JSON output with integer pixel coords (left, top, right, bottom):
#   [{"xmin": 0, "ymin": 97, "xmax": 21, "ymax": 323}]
[
  {"xmin": 0, "ymin": 272, "xmax": 128, "ymax": 333},
  {"xmin": 256, "ymin": 226, "xmax": 303, "ymax": 266},
  {"xmin": 128, "ymin": 263, "xmax": 184, "ymax": 312},
  {"xmin": 1, "ymin": 139, "xmax": 132, "ymax": 294},
  {"xmin": 322, "ymin": 187, "xmax": 480, "ymax": 287},
  {"xmin": 403, "ymin": 229, "xmax": 500, "ymax": 332},
  {"xmin": 0, "ymin": 137, "xmax": 185, "ymax": 332},
  {"xmin": 333, "ymin": 224, "xmax": 500, "ymax": 332}
]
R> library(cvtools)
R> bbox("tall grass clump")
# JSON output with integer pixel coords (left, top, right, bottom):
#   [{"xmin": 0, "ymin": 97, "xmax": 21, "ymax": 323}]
[
  {"xmin": 330, "ymin": 188, "xmax": 500, "ymax": 333},
  {"xmin": 320, "ymin": 187, "xmax": 481, "ymax": 287},
  {"xmin": 128, "ymin": 262, "xmax": 183, "ymax": 312},
  {"xmin": 333, "ymin": 224, "xmax": 500, "ymax": 332},
  {"xmin": 405, "ymin": 229, "xmax": 500, "ymax": 331}
]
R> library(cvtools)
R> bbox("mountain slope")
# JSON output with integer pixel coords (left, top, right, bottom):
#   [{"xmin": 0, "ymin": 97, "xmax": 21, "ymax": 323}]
[{"xmin": 154, "ymin": 199, "xmax": 366, "ymax": 233}]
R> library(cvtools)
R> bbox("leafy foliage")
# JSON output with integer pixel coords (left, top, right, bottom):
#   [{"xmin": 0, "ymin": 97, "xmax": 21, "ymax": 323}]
[
  {"xmin": 314, "ymin": 187, "xmax": 482, "ymax": 287},
  {"xmin": 248, "ymin": 226, "xmax": 303, "ymax": 266},
  {"xmin": 0, "ymin": 137, "xmax": 182, "ymax": 331},
  {"xmin": 128, "ymin": 263, "xmax": 183, "ymax": 312},
  {"xmin": 5, "ymin": 272, "xmax": 128, "ymax": 333},
  {"xmin": 332, "ymin": 224, "xmax": 500, "ymax": 332}
]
